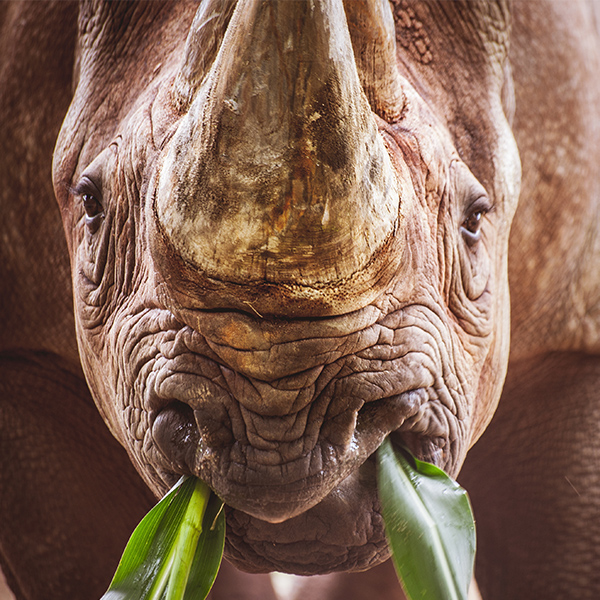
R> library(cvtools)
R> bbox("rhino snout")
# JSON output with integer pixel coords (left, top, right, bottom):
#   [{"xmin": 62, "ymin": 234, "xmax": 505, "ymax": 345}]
[{"xmin": 143, "ymin": 311, "xmax": 428, "ymax": 523}]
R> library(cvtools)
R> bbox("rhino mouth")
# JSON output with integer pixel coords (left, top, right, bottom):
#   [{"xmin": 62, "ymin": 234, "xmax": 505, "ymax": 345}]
[
  {"xmin": 148, "ymin": 384, "xmax": 450, "ymax": 574},
  {"xmin": 129, "ymin": 304, "xmax": 465, "ymax": 573},
  {"xmin": 149, "ymin": 387, "xmax": 426, "ymax": 522}
]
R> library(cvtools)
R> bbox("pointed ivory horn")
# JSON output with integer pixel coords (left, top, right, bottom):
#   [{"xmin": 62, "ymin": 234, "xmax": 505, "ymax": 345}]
[
  {"xmin": 343, "ymin": 0, "xmax": 405, "ymax": 121},
  {"xmin": 155, "ymin": 0, "xmax": 401, "ymax": 313},
  {"xmin": 172, "ymin": 0, "xmax": 236, "ymax": 111}
]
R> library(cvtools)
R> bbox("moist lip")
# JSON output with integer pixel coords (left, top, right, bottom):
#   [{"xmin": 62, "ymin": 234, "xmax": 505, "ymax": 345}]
[{"xmin": 149, "ymin": 384, "xmax": 434, "ymax": 523}]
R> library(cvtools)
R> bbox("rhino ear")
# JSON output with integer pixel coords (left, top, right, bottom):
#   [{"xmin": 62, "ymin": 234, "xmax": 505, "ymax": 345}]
[
  {"xmin": 343, "ymin": 0, "xmax": 405, "ymax": 121},
  {"xmin": 172, "ymin": 0, "xmax": 237, "ymax": 112}
]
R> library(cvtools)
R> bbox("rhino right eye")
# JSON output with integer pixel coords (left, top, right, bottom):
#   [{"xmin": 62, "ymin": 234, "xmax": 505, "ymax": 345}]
[{"xmin": 83, "ymin": 193, "xmax": 102, "ymax": 218}]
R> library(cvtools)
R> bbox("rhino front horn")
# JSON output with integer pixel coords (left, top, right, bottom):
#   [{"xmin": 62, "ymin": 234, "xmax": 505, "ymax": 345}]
[{"xmin": 154, "ymin": 0, "xmax": 402, "ymax": 317}]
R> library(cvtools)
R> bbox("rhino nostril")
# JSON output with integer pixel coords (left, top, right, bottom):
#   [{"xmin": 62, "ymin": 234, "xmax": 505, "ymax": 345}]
[
  {"xmin": 357, "ymin": 390, "xmax": 424, "ymax": 434},
  {"xmin": 152, "ymin": 400, "xmax": 199, "ymax": 473}
]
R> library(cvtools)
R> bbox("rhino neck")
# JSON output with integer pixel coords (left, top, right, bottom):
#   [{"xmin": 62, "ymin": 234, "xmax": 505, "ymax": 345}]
[{"xmin": 152, "ymin": 0, "xmax": 403, "ymax": 317}]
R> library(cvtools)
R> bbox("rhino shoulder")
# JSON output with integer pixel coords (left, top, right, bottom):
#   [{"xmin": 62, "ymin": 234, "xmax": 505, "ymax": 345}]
[
  {"xmin": 0, "ymin": 1, "xmax": 79, "ymax": 363},
  {"xmin": 508, "ymin": 0, "xmax": 600, "ymax": 359}
]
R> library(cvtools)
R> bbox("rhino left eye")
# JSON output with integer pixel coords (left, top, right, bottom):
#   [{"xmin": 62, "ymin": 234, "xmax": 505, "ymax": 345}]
[
  {"xmin": 74, "ymin": 176, "xmax": 104, "ymax": 233},
  {"xmin": 83, "ymin": 193, "xmax": 103, "ymax": 218}
]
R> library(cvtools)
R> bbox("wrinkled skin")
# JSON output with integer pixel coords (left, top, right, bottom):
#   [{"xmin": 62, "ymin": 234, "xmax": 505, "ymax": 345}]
[{"xmin": 1, "ymin": 1, "xmax": 599, "ymax": 600}]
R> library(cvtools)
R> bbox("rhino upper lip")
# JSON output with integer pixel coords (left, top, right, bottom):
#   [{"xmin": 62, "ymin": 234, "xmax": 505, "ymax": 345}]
[
  {"xmin": 141, "ymin": 306, "xmax": 451, "ymax": 520},
  {"xmin": 147, "ymin": 368, "xmax": 430, "ymax": 522}
]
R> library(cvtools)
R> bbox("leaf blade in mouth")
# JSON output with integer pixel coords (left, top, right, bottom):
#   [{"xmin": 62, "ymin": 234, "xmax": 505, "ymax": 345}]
[
  {"xmin": 101, "ymin": 476, "xmax": 225, "ymax": 600},
  {"xmin": 377, "ymin": 438, "xmax": 476, "ymax": 600}
]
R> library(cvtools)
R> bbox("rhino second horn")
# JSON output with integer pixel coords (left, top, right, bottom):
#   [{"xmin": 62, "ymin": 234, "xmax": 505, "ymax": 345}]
[
  {"xmin": 171, "ymin": 0, "xmax": 237, "ymax": 112},
  {"xmin": 155, "ymin": 0, "xmax": 401, "ymax": 315},
  {"xmin": 343, "ymin": 0, "xmax": 405, "ymax": 121}
]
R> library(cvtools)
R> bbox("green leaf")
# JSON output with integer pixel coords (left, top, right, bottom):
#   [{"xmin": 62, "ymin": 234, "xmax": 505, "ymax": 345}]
[
  {"xmin": 101, "ymin": 477, "xmax": 225, "ymax": 600},
  {"xmin": 377, "ymin": 438, "xmax": 476, "ymax": 600}
]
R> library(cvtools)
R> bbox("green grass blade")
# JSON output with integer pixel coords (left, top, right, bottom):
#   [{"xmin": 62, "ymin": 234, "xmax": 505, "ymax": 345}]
[
  {"xmin": 183, "ymin": 494, "xmax": 225, "ymax": 600},
  {"xmin": 164, "ymin": 479, "xmax": 210, "ymax": 600},
  {"xmin": 101, "ymin": 477, "xmax": 224, "ymax": 600},
  {"xmin": 377, "ymin": 438, "xmax": 476, "ymax": 600},
  {"xmin": 102, "ymin": 477, "xmax": 189, "ymax": 599}
]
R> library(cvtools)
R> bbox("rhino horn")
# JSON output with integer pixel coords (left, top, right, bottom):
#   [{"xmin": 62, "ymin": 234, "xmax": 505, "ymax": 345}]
[
  {"xmin": 154, "ymin": 0, "xmax": 402, "ymax": 316},
  {"xmin": 343, "ymin": 0, "xmax": 405, "ymax": 121},
  {"xmin": 171, "ymin": 0, "xmax": 236, "ymax": 112}
]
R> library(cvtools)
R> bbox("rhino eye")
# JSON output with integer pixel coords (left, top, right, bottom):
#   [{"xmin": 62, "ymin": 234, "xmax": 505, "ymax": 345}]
[
  {"xmin": 463, "ymin": 211, "xmax": 483, "ymax": 234},
  {"xmin": 74, "ymin": 176, "xmax": 104, "ymax": 233},
  {"xmin": 83, "ymin": 193, "xmax": 102, "ymax": 218},
  {"xmin": 461, "ymin": 198, "xmax": 491, "ymax": 244},
  {"xmin": 83, "ymin": 194, "xmax": 105, "ymax": 234}
]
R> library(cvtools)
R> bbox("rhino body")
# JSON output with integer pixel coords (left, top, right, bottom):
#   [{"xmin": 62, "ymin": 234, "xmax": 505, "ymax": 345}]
[{"xmin": 1, "ymin": 1, "xmax": 599, "ymax": 599}]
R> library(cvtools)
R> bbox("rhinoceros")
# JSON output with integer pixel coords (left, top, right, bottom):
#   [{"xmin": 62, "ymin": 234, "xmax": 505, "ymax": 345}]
[{"xmin": 1, "ymin": 0, "xmax": 599, "ymax": 598}]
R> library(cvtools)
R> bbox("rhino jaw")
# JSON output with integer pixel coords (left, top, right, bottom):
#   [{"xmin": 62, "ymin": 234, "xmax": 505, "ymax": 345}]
[{"xmin": 152, "ymin": 0, "xmax": 403, "ymax": 317}]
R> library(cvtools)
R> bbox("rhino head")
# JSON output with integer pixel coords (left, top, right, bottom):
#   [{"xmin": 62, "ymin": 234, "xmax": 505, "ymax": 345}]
[{"xmin": 52, "ymin": 0, "xmax": 519, "ymax": 575}]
